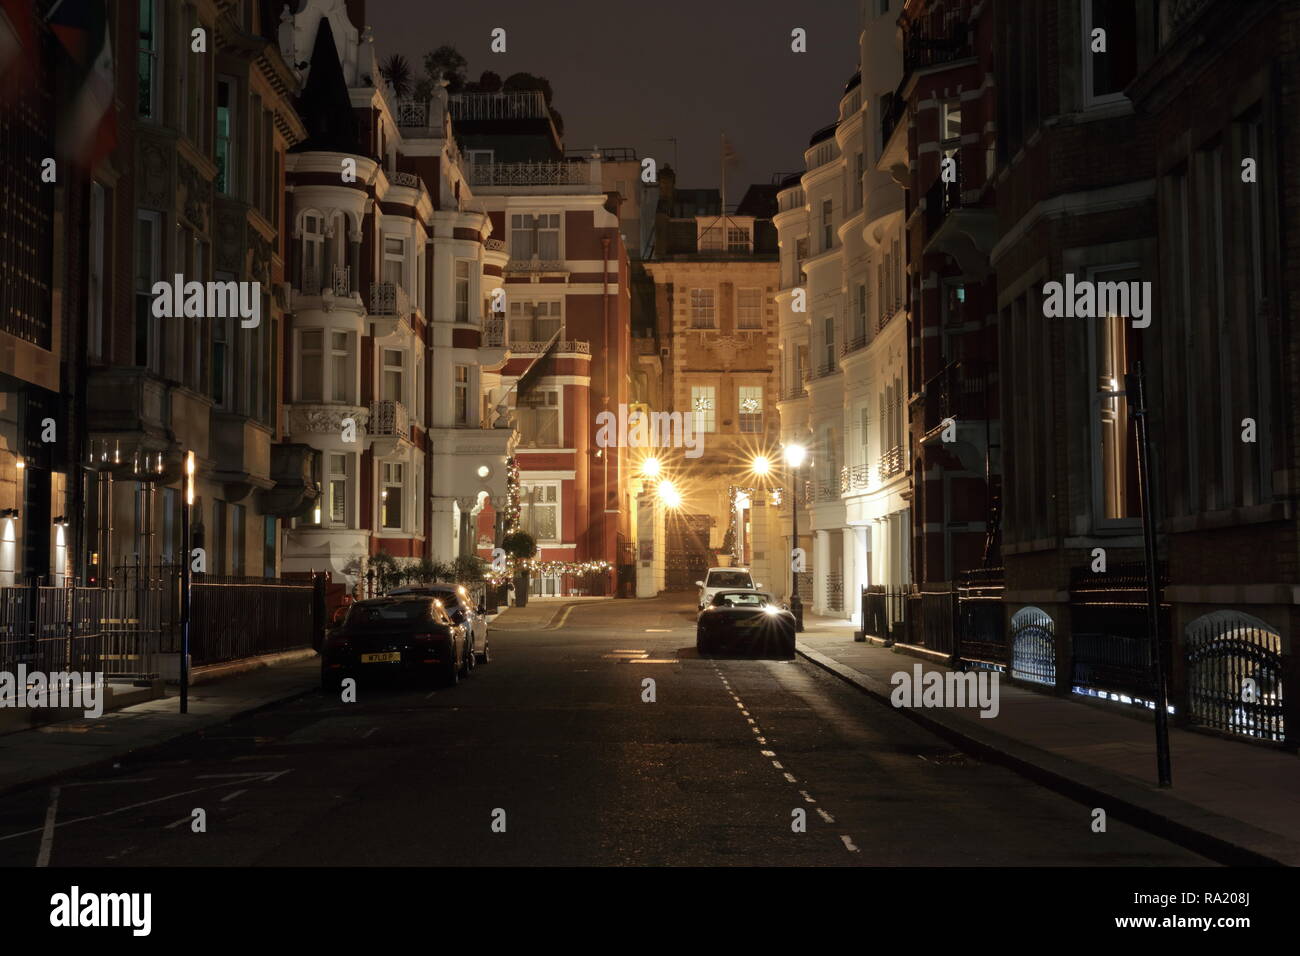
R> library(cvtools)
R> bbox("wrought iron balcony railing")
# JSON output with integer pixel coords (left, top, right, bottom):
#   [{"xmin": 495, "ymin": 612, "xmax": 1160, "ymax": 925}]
[
  {"xmin": 469, "ymin": 161, "xmax": 591, "ymax": 188},
  {"xmin": 925, "ymin": 163, "xmax": 964, "ymax": 239},
  {"xmin": 841, "ymin": 463, "xmax": 872, "ymax": 493},
  {"xmin": 878, "ymin": 445, "xmax": 904, "ymax": 480},
  {"xmin": 483, "ymin": 315, "xmax": 506, "ymax": 347},
  {"xmin": 301, "ymin": 264, "xmax": 351, "ymax": 297},
  {"xmin": 841, "ymin": 331, "xmax": 869, "ymax": 356},
  {"xmin": 369, "ymin": 400, "xmax": 410, "ymax": 440},
  {"xmin": 484, "ymin": 238, "xmax": 506, "ymax": 252},
  {"xmin": 902, "ymin": 5, "xmax": 974, "ymax": 77},
  {"xmin": 368, "ymin": 282, "xmax": 410, "ymax": 318},
  {"xmin": 389, "ymin": 171, "xmax": 420, "ymax": 189}
]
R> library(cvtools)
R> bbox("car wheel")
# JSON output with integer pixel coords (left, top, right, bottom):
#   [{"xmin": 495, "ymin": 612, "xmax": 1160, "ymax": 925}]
[
  {"xmin": 462, "ymin": 638, "xmax": 475, "ymax": 677},
  {"xmin": 783, "ymin": 631, "xmax": 796, "ymax": 659},
  {"xmin": 442, "ymin": 645, "xmax": 460, "ymax": 687},
  {"xmin": 696, "ymin": 629, "xmax": 709, "ymax": 657},
  {"xmin": 477, "ymin": 637, "xmax": 490, "ymax": 665},
  {"xmin": 321, "ymin": 665, "xmax": 343, "ymax": 692}
]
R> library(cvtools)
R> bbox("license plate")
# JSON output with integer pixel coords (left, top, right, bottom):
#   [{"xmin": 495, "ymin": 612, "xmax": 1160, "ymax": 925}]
[
  {"xmin": 360, "ymin": 652, "xmax": 401, "ymax": 664},
  {"xmin": 737, "ymin": 619, "xmax": 762, "ymax": 629}
]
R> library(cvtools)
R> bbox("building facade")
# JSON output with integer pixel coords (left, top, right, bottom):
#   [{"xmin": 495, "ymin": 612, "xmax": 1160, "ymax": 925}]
[{"xmin": 644, "ymin": 170, "xmax": 782, "ymax": 595}]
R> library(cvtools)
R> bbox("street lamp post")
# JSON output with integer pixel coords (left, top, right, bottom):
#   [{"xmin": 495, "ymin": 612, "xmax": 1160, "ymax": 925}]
[
  {"xmin": 181, "ymin": 450, "xmax": 194, "ymax": 715},
  {"xmin": 783, "ymin": 444, "xmax": 807, "ymax": 631}
]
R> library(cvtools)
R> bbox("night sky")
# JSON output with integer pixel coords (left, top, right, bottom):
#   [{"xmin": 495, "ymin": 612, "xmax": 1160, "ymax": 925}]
[{"xmin": 366, "ymin": 0, "xmax": 861, "ymax": 198}]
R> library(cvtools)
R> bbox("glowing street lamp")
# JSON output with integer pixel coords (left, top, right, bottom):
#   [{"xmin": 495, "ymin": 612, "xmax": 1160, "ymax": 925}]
[
  {"xmin": 783, "ymin": 442, "xmax": 807, "ymax": 631},
  {"xmin": 656, "ymin": 479, "xmax": 682, "ymax": 510},
  {"xmin": 641, "ymin": 456, "xmax": 662, "ymax": 478},
  {"xmin": 751, "ymin": 454, "xmax": 772, "ymax": 477}
]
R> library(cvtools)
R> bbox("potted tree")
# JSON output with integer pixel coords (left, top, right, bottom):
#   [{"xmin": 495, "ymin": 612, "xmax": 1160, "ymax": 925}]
[{"xmin": 501, "ymin": 530, "xmax": 537, "ymax": 607}]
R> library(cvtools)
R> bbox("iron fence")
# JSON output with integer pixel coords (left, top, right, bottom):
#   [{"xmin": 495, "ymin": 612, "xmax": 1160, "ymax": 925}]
[
  {"xmin": 955, "ymin": 568, "xmax": 1007, "ymax": 665},
  {"xmin": 1069, "ymin": 564, "xmax": 1168, "ymax": 703},
  {"xmin": 1185, "ymin": 614, "xmax": 1285, "ymax": 743},
  {"xmin": 0, "ymin": 569, "xmax": 320, "ymax": 680}
]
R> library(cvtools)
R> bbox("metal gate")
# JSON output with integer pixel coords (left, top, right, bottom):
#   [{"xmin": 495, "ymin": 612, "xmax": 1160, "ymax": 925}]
[
  {"xmin": 1185, "ymin": 612, "xmax": 1285, "ymax": 743},
  {"xmin": 665, "ymin": 512, "xmax": 711, "ymax": 589},
  {"xmin": 1010, "ymin": 607, "xmax": 1055, "ymax": 686}
]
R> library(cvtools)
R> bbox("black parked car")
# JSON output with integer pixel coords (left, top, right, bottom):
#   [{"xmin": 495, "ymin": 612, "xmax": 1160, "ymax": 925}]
[
  {"xmin": 321, "ymin": 596, "xmax": 469, "ymax": 690},
  {"xmin": 696, "ymin": 590, "xmax": 797, "ymax": 659},
  {"xmin": 388, "ymin": 584, "xmax": 490, "ymax": 665}
]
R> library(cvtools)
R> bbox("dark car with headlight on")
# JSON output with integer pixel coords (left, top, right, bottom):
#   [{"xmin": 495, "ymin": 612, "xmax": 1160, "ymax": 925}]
[
  {"xmin": 321, "ymin": 596, "xmax": 468, "ymax": 690},
  {"xmin": 696, "ymin": 590, "xmax": 796, "ymax": 659}
]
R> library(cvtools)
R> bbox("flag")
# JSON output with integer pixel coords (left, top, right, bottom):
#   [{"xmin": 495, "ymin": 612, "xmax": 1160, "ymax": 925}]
[
  {"xmin": 721, "ymin": 132, "xmax": 741, "ymax": 170},
  {"xmin": 47, "ymin": 0, "xmax": 115, "ymax": 168}
]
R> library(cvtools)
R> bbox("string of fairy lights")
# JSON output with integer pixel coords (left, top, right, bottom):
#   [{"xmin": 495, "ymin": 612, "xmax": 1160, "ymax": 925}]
[{"xmin": 484, "ymin": 457, "xmax": 612, "ymax": 585}]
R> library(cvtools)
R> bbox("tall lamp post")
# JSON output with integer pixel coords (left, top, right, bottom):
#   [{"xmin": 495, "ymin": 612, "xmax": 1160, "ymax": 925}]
[
  {"xmin": 180, "ymin": 450, "xmax": 194, "ymax": 714},
  {"xmin": 783, "ymin": 443, "xmax": 807, "ymax": 631}
]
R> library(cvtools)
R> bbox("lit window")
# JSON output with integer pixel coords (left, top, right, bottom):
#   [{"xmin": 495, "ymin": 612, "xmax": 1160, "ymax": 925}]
[
  {"xmin": 739, "ymin": 386, "xmax": 763, "ymax": 433},
  {"xmin": 691, "ymin": 385, "xmax": 716, "ymax": 433},
  {"xmin": 690, "ymin": 289, "xmax": 716, "ymax": 329},
  {"xmin": 381, "ymin": 462, "xmax": 405, "ymax": 529}
]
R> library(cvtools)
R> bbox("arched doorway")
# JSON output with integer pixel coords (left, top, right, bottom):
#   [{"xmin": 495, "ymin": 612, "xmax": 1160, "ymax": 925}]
[{"xmin": 1185, "ymin": 611, "xmax": 1284, "ymax": 743}]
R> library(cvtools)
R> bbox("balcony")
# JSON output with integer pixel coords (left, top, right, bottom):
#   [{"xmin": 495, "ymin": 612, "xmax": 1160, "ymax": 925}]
[
  {"xmin": 302, "ymin": 264, "xmax": 352, "ymax": 298},
  {"xmin": 841, "ymin": 463, "xmax": 871, "ymax": 494},
  {"xmin": 812, "ymin": 358, "xmax": 840, "ymax": 381},
  {"xmin": 902, "ymin": 7, "xmax": 974, "ymax": 77},
  {"xmin": 840, "ymin": 330, "xmax": 869, "ymax": 357},
  {"xmin": 369, "ymin": 400, "xmax": 411, "ymax": 456},
  {"xmin": 389, "ymin": 171, "xmax": 421, "ymax": 190},
  {"xmin": 879, "ymin": 88, "xmax": 906, "ymax": 153},
  {"xmin": 878, "ymin": 445, "xmax": 905, "ymax": 481},
  {"xmin": 484, "ymin": 238, "xmax": 506, "ymax": 253},
  {"xmin": 778, "ymin": 186, "xmax": 806, "ymax": 213},
  {"xmin": 368, "ymin": 282, "xmax": 410, "ymax": 318},
  {"xmin": 449, "ymin": 90, "xmax": 549, "ymax": 121},
  {"xmin": 922, "ymin": 162, "xmax": 997, "ymax": 275},
  {"xmin": 483, "ymin": 315, "xmax": 506, "ymax": 348},
  {"xmin": 780, "ymin": 382, "xmax": 809, "ymax": 402},
  {"xmin": 510, "ymin": 339, "xmax": 590, "ymax": 355},
  {"xmin": 395, "ymin": 98, "xmax": 434, "ymax": 131},
  {"xmin": 504, "ymin": 257, "xmax": 570, "ymax": 277},
  {"xmin": 919, "ymin": 361, "xmax": 989, "ymax": 441},
  {"xmin": 468, "ymin": 160, "xmax": 596, "ymax": 190}
]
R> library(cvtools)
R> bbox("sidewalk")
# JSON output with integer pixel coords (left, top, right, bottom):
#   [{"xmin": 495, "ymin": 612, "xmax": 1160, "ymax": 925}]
[
  {"xmin": 0, "ymin": 653, "xmax": 320, "ymax": 797},
  {"xmin": 796, "ymin": 613, "xmax": 1300, "ymax": 865}
]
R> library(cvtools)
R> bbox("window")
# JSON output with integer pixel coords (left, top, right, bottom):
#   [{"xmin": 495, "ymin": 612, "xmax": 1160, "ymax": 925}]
[
  {"xmin": 212, "ymin": 312, "xmax": 231, "ymax": 408},
  {"xmin": 137, "ymin": 0, "xmax": 160, "ymax": 119},
  {"xmin": 823, "ymin": 315, "xmax": 836, "ymax": 371},
  {"xmin": 455, "ymin": 259, "xmax": 470, "ymax": 322},
  {"xmin": 328, "ymin": 454, "xmax": 349, "ymax": 526},
  {"xmin": 518, "ymin": 388, "xmax": 560, "ymax": 447},
  {"xmin": 822, "ymin": 198, "xmax": 834, "ymax": 251},
  {"xmin": 510, "ymin": 213, "xmax": 560, "ymax": 260},
  {"xmin": 381, "ymin": 462, "xmax": 405, "ymax": 529},
  {"xmin": 877, "ymin": 0, "xmax": 890, "ymax": 15},
  {"xmin": 726, "ymin": 225, "xmax": 751, "ymax": 252},
  {"xmin": 330, "ymin": 331, "xmax": 350, "ymax": 402},
  {"xmin": 737, "ymin": 288, "xmax": 763, "ymax": 329},
  {"xmin": 690, "ymin": 288, "xmax": 716, "ymax": 329},
  {"xmin": 796, "ymin": 236, "xmax": 809, "ymax": 262},
  {"xmin": 739, "ymin": 386, "xmax": 763, "ymax": 433},
  {"xmin": 264, "ymin": 516, "xmax": 277, "ymax": 578},
  {"xmin": 134, "ymin": 211, "xmax": 162, "ymax": 372},
  {"xmin": 509, "ymin": 299, "xmax": 561, "ymax": 342},
  {"xmin": 859, "ymin": 406, "xmax": 870, "ymax": 462},
  {"xmin": 1088, "ymin": 266, "xmax": 1141, "ymax": 523},
  {"xmin": 88, "ymin": 183, "xmax": 106, "ymax": 359},
  {"xmin": 211, "ymin": 500, "xmax": 226, "ymax": 575},
  {"xmin": 381, "ymin": 349, "xmax": 404, "ymax": 404},
  {"xmin": 454, "ymin": 365, "xmax": 470, "ymax": 425},
  {"xmin": 299, "ymin": 330, "xmax": 323, "ymax": 402},
  {"xmin": 691, "ymin": 385, "xmax": 716, "ymax": 433},
  {"xmin": 383, "ymin": 236, "xmax": 404, "ymax": 289},
  {"xmin": 301, "ymin": 214, "xmax": 324, "ymax": 292},
  {"xmin": 520, "ymin": 482, "xmax": 559, "ymax": 541},
  {"xmin": 191, "ymin": 239, "xmax": 207, "ymax": 389},
  {"xmin": 231, "ymin": 504, "xmax": 245, "ymax": 576},
  {"xmin": 852, "ymin": 283, "xmax": 867, "ymax": 341},
  {"xmin": 1083, "ymin": 0, "xmax": 1137, "ymax": 105},
  {"xmin": 941, "ymin": 99, "xmax": 961, "ymax": 172}
]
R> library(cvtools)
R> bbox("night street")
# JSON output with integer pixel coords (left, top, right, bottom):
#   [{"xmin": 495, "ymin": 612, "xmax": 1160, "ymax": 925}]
[{"xmin": 0, "ymin": 597, "xmax": 1209, "ymax": 867}]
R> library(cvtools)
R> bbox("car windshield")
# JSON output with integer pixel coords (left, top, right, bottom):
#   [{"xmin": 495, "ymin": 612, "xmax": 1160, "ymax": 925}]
[
  {"xmin": 347, "ymin": 601, "xmax": 431, "ymax": 626},
  {"xmin": 706, "ymin": 570, "xmax": 753, "ymax": 588},
  {"xmin": 713, "ymin": 592, "xmax": 768, "ymax": 607},
  {"xmin": 391, "ymin": 587, "xmax": 464, "ymax": 610}
]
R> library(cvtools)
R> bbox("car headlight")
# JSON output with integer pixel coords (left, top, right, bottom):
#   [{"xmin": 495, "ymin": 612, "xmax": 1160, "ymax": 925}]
[{"xmin": 762, "ymin": 605, "xmax": 781, "ymax": 616}]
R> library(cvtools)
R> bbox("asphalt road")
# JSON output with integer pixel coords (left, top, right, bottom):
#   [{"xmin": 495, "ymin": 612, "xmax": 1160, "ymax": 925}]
[{"xmin": 0, "ymin": 595, "xmax": 1212, "ymax": 866}]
